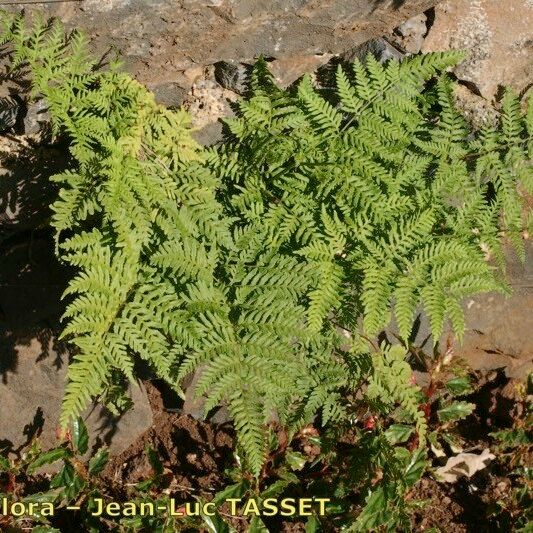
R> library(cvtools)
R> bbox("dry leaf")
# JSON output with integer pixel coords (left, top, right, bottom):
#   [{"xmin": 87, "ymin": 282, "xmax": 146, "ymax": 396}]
[{"xmin": 435, "ymin": 448, "xmax": 495, "ymax": 483}]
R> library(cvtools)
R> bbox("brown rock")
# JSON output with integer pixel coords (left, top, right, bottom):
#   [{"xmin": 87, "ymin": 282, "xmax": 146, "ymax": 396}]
[
  {"xmin": 0, "ymin": 331, "xmax": 153, "ymax": 469},
  {"xmin": 2, "ymin": 1, "xmax": 440, "ymax": 94},
  {"xmin": 422, "ymin": 0, "xmax": 533, "ymax": 99},
  {"xmin": 447, "ymin": 241, "xmax": 533, "ymax": 378},
  {"xmin": 268, "ymin": 54, "xmax": 334, "ymax": 88},
  {"xmin": 382, "ymin": 242, "xmax": 533, "ymax": 381}
]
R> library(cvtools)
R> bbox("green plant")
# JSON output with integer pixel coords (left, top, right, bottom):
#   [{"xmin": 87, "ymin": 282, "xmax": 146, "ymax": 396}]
[
  {"xmin": 0, "ymin": 418, "xmax": 109, "ymax": 532},
  {"xmin": 489, "ymin": 375, "xmax": 532, "ymax": 531},
  {"xmin": 1, "ymin": 11, "xmax": 230, "ymax": 427},
  {"xmin": 201, "ymin": 53, "xmax": 532, "ymax": 475},
  {"xmin": 1, "ymin": 11, "xmax": 532, "ymax": 491}
]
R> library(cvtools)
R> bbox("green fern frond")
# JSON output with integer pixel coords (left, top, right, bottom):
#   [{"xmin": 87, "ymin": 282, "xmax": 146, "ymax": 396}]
[{"xmin": 4, "ymin": 12, "xmax": 531, "ymax": 479}]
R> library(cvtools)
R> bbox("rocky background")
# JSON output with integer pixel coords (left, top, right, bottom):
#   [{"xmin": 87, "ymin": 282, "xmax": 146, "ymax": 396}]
[{"xmin": 0, "ymin": 0, "xmax": 532, "ymax": 461}]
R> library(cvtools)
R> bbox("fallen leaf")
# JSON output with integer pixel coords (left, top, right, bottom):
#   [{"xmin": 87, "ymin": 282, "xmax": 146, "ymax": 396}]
[{"xmin": 434, "ymin": 449, "xmax": 495, "ymax": 483}]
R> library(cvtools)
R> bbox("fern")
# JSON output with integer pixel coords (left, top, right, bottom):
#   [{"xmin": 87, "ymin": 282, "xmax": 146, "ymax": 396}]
[
  {"xmin": 2, "ymin": 13, "xmax": 531, "ymax": 477},
  {"xmin": 366, "ymin": 345, "xmax": 427, "ymax": 442},
  {"xmin": 210, "ymin": 53, "xmax": 531, "ymax": 468}
]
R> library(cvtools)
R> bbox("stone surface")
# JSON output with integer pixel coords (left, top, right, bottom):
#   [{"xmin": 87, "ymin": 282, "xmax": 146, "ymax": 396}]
[
  {"xmin": 0, "ymin": 236, "xmax": 71, "ymax": 326},
  {"xmin": 214, "ymin": 61, "xmax": 251, "ymax": 94},
  {"xmin": 383, "ymin": 240, "xmax": 533, "ymax": 380},
  {"xmin": 192, "ymin": 121, "xmax": 225, "ymax": 147},
  {"xmin": 453, "ymin": 241, "xmax": 533, "ymax": 377},
  {"xmin": 268, "ymin": 53, "xmax": 334, "ymax": 87},
  {"xmin": 453, "ymin": 84, "xmax": 498, "ymax": 129},
  {"xmin": 394, "ymin": 13, "xmax": 428, "ymax": 53},
  {"xmin": 0, "ymin": 96, "xmax": 20, "ymax": 133},
  {"xmin": 343, "ymin": 37, "xmax": 405, "ymax": 64},
  {"xmin": 0, "ymin": 136, "xmax": 66, "ymax": 234},
  {"xmin": 0, "ymin": 330, "xmax": 153, "ymax": 466},
  {"xmin": 422, "ymin": 0, "xmax": 533, "ymax": 99},
  {"xmin": 22, "ymin": 99, "xmax": 51, "ymax": 136},
  {"xmin": 181, "ymin": 367, "xmax": 231, "ymax": 425},
  {"xmin": 0, "ymin": 234, "xmax": 153, "ymax": 467},
  {"xmin": 150, "ymin": 82, "xmax": 188, "ymax": 109},
  {"xmin": 3, "ymin": 1, "xmax": 439, "ymax": 95},
  {"xmin": 183, "ymin": 77, "xmax": 237, "ymax": 145}
]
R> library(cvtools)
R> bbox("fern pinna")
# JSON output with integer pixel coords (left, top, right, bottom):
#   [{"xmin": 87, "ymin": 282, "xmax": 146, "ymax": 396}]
[{"xmin": 2, "ymin": 13, "xmax": 532, "ymax": 477}]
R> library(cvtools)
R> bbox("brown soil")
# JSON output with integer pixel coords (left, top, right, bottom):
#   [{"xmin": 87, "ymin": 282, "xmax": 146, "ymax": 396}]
[
  {"xmin": 101, "ymin": 381, "xmax": 235, "ymax": 501},
  {"xmin": 94, "ymin": 372, "xmax": 529, "ymax": 532}
]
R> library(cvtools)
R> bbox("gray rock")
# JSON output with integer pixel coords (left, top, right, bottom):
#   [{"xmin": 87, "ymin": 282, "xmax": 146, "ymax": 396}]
[
  {"xmin": 214, "ymin": 61, "xmax": 251, "ymax": 95},
  {"xmin": 184, "ymin": 78, "xmax": 237, "ymax": 145},
  {"xmin": 181, "ymin": 367, "xmax": 231, "ymax": 424},
  {"xmin": 150, "ymin": 82, "xmax": 188, "ymax": 109},
  {"xmin": 0, "ymin": 96, "xmax": 20, "ymax": 133},
  {"xmin": 192, "ymin": 121, "xmax": 224, "ymax": 146},
  {"xmin": 0, "ymin": 139, "xmax": 67, "ymax": 234},
  {"xmin": 181, "ymin": 367, "xmax": 206, "ymax": 421},
  {"xmin": 23, "ymin": 99, "xmax": 51, "ymax": 136},
  {"xmin": 343, "ymin": 37, "xmax": 405, "ymax": 64},
  {"xmin": 394, "ymin": 13, "xmax": 427, "ymax": 53},
  {"xmin": 0, "ymin": 237, "xmax": 71, "ymax": 326},
  {"xmin": 0, "ymin": 236, "xmax": 152, "ymax": 469},
  {"xmin": 0, "ymin": 331, "xmax": 153, "ymax": 468}
]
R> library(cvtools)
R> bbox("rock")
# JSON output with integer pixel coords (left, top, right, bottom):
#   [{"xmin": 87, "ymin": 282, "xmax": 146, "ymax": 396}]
[
  {"xmin": 183, "ymin": 78, "xmax": 237, "ymax": 145},
  {"xmin": 181, "ymin": 367, "xmax": 231, "ymax": 424},
  {"xmin": 452, "ymin": 241, "xmax": 533, "ymax": 377},
  {"xmin": 505, "ymin": 359, "xmax": 533, "ymax": 380},
  {"xmin": 150, "ymin": 82, "xmax": 188, "ymax": 109},
  {"xmin": 2, "ymin": 1, "xmax": 440, "ymax": 94},
  {"xmin": 184, "ymin": 79, "xmax": 236, "ymax": 127},
  {"xmin": 422, "ymin": 0, "xmax": 533, "ymax": 99},
  {"xmin": 0, "ymin": 96, "xmax": 20, "ymax": 133},
  {"xmin": 83, "ymin": 379, "xmax": 153, "ymax": 459},
  {"xmin": 0, "ymin": 137, "xmax": 67, "ymax": 234},
  {"xmin": 382, "ymin": 241, "xmax": 533, "ymax": 381},
  {"xmin": 453, "ymin": 84, "xmax": 498, "ymax": 129},
  {"xmin": 181, "ymin": 368, "xmax": 207, "ymax": 421},
  {"xmin": 214, "ymin": 61, "xmax": 251, "ymax": 95},
  {"xmin": 343, "ymin": 37, "xmax": 405, "ymax": 64},
  {"xmin": 268, "ymin": 53, "xmax": 334, "ymax": 88},
  {"xmin": 394, "ymin": 13, "xmax": 428, "ymax": 54},
  {"xmin": 22, "ymin": 99, "xmax": 51, "ymax": 136},
  {"xmin": 0, "ymin": 330, "xmax": 153, "ymax": 468},
  {"xmin": 192, "ymin": 121, "xmax": 225, "ymax": 147},
  {"xmin": 412, "ymin": 370, "xmax": 431, "ymax": 388},
  {"xmin": 0, "ymin": 235, "xmax": 151, "ymax": 469},
  {"xmin": 215, "ymin": 54, "xmax": 335, "ymax": 92},
  {"xmin": 0, "ymin": 236, "xmax": 72, "ymax": 326}
]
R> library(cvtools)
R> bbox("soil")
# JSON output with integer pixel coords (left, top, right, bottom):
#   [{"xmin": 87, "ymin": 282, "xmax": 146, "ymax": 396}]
[
  {"xmin": 61, "ymin": 372, "xmax": 530, "ymax": 532},
  {"xmin": 101, "ymin": 381, "xmax": 235, "ymax": 501}
]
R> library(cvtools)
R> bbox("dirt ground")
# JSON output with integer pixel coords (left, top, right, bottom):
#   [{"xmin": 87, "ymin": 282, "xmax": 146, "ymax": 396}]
[{"xmin": 85, "ymin": 373, "xmax": 531, "ymax": 532}]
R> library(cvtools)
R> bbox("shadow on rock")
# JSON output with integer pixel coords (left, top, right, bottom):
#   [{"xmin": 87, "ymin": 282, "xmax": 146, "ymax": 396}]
[{"xmin": 0, "ymin": 136, "xmax": 67, "ymax": 238}]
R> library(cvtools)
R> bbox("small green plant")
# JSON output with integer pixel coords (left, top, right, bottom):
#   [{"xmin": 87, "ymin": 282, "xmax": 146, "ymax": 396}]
[
  {"xmin": 0, "ymin": 418, "xmax": 109, "ymax": 532},
  {"xmin": 489, "ymin": 376, "xmax": 532, "ymax": 531},
  {"xmin": 1, "ymin": 12, "xmax": 532, "ymax": 518},
  {"xmin": 0, "ymin": 421, "xmax": 204, "ymax": 532}
]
